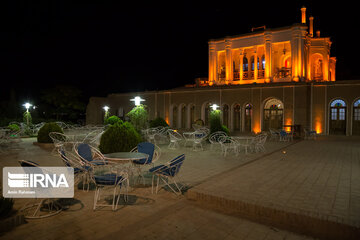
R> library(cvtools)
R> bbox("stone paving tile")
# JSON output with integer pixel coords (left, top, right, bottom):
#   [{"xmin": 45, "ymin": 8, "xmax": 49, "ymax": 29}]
[
  {"xmin": 0, "ymin": 136, "xmax": 322, "ymax": 240},
  {"xmin": 187, "ymin": 136, "xmax": 360, "ymax": 238}
]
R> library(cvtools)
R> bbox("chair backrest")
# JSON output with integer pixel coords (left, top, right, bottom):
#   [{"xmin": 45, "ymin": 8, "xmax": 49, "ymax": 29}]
[
  {"xmin": 18, "ymin": 160, "xmax": 39, "ymax": 167},
  {"xmin": 168, "ymin": 154, "xmax": 185, "ymax": 177},
  {"xmin": 77, "ymin": 143, "xmax": 93, "ymax": 162},
  {"xmin": 137, "ymin": 142, "xmax": 155, "ymax": 164},
  {"xmin": 59, "ymin": 148, "xmax": 87, "ymax": 170},
  {"xmin": 209, "ymin": 131, "xmax": 228, "ymax": 144},
  {"xmin": 49, "ymin": 132, "xmax": 67, "ymax": 144},
  {"xmin": 167, "ymin": 129, "xmax": 182, "ymax": 140}
]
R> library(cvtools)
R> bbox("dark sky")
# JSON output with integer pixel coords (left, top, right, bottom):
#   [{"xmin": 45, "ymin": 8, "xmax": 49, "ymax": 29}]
[{"xmin": 0, "ymin": 1, "xmax": 358, "ymax": 103}]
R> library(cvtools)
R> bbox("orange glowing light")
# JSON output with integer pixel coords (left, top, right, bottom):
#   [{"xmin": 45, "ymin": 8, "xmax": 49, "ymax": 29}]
[
  {"xmin": 285, "ymin": 119, "xmax": 292, "ymax": 132},
  {"xmin": 165, "ymin": 117, "xmax": 169, "ymax": 125},
  {"xmin": 253, "ymin": 122, "xmax": 261, "ymax": 134},
  {"xmin": 315, "ymin": 122, "xmax": 322, "ymax": 134}
]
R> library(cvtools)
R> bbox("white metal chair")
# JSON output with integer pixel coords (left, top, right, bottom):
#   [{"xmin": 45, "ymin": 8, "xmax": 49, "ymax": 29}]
[
  {"xmin": 209, "ymin": 131, "xmax": 228, "ymax": 150},
  {"xmin": 167, "ymin": 129, "xmax": 183, "ymax": 149},
  {"xmin": 18, "ymin": 160, "xmax": 63, "ymax": 219},
  {"xmin": 149, "ymin": 154, "xmax": 185, "ymax": 195},
  {"xmin": 219, "ymin": 136, "xmax": 238, "ymax": 157},
  {"xmin": 253, "ymin": 133, "xmax": 268, "ymax": 152},
  {"xmin": 130, "ymin": 142, "xmax": 161, "ymax": 184},
  {"xmin": 92, "ymin": 165, "xmax": 129, "ymax": 211},
  {"xmin": 73, "ymin": 142, "xmax": 107, "ymax": 166},
  {"xmin": 304, "ymin": 128, "xmax": 317, "ymax": 140}
]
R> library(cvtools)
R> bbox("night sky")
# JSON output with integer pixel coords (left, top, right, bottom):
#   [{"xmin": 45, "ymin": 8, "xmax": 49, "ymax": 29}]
[{"xmin": 0, "ymin": 1, "xmax": 358, "ymax": 104}]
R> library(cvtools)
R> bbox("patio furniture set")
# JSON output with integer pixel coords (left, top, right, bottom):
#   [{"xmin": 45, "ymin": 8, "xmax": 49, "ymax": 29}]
[{"xmin": 18, "ymin": 129, "xmax": 186, "ymax": 216}]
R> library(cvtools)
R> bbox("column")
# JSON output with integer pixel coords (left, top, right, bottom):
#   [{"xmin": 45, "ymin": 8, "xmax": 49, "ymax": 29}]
[
  {"xmin": 239, "ymin": 49, "xmax": 244, "ymax": 83},
  {"xmin": 299, "ymin": 28, "xmax": 307, "ymax": 81},
  {"xmin": 254, "ymin": 47, "xmax": 258, "ymax": 81},
  {"xmin": 225, "ymin": 38, "xmax": 232, "ymax": 85},
  {"xmin": 208, "ymin": 41, "xmax": 216, "ymax": 85},
  {"xmin": 264, "ymin": 32, "xmax": 272, "ymax": 83},
  {"xmin": 291, "ymin": 30, "xmax": 299, "ymax": 81}
]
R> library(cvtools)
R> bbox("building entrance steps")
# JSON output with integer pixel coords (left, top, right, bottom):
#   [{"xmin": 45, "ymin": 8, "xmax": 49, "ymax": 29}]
[{"xmin": 186, "ymin": 137, "xmax": 360, "ymax": 240}]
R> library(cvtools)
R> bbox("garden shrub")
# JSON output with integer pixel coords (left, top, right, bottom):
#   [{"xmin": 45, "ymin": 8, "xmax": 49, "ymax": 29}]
[
  {"xmin": 8, "ymin": 124, "xmax": 20, "ymax": 132},
  {"xmin": 209, "ymin": 110, "xmax": 229, "ymax": 135},
  {"xmin": 126, "ymin": 104, "xmax": 148, "ymax": 133},
  {"xmin": 104, "ymin": 115, "xmax": 122, "ymax": 125},
  {"xmin": 99, "ymin": 121, "xmax": 142, "ymax": 154},
  {"xmin": 37, "ymin": 122, "xmax": 64, "ymax": 143},
  {"xmin": 149, "ymin": 117, "xmax": 168, "ymax": 128}
]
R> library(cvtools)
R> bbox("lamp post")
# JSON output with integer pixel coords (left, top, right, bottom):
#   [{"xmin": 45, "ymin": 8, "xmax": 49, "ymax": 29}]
[
  {"xmin": 130, "ymin": 96, "xmax": 145, "ymax": 106},
  {"xmin": 23, "ymin": 102, "xmax": 32, "ymax": 126},
  {"xmin": 210, "ymin": 104, "xmax": 219, "ymax": 111},
  {"xmin": 103, "ymin": 106, "xmax": 110, "ymax": 123}
]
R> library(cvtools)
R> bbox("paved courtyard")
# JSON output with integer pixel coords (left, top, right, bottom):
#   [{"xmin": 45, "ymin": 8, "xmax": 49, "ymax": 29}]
[{"xmin": 0, "ymin": 136, "xmax": 359, "ymax": 239}]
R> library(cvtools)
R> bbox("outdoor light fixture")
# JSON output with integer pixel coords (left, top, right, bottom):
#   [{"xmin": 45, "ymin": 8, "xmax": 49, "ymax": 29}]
[
  {"xmin": 103, "ymin": 106, "xmax": 110, "ymax": 112},
  {"xmin": 210, "ymin": 104, "xmax": 219, "ymax": 111},
  {"xmin": 23, "ymin": 102, "xmax": 33, "ymax": 112},
  {"xmin": 130, "ymin": 96, "xmax": 145, "ymax": 106}
]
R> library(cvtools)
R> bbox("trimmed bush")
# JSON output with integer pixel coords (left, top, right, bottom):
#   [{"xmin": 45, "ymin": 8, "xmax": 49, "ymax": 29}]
[
  {"xmin": 149, "ymin": 117, "xmax": 169, "ymax": 128},
  {"xmin": 37, "ymin": 122, "xmax": 64, "ymax": 143},
  {"xmin": 105, "ymin": 115, "xmax": 122, "ymax": 125},
  {"xmin": 126, "ymin": 105, "xmax": 148, "ymax": 133},
  {"xmin": 99, "ymin": 121, "xmax": 141, "ymax": 154},
  {"xmin": 7, "ymin": 124, "xmax": 20, "ymax": 132},
  {"xmin": 209, "ymin": 110, "xmax": 230, "ymax": 135}
]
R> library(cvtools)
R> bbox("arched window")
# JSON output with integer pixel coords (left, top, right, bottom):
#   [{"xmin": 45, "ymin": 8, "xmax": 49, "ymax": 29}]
[
  {"xmin": 251, "ymin": 56, "xmax": 254, "ymax": 71},
  {"xmin": 244, "ymin": 103, "xmax": 252, "ymax": 132},
  {"xmin": 172, "ymin": 106, "xmax": 178, "ymax": 128},
  {"xmin": 261, "ymin": 55, "xmax": 265, "ymax": 70},
  {"xmin": 330, "ymin": 99, "xmax": 346, "ymax": 107},
  {"xmin": 329, "ymin": 99, "xmax": 346, "ymax": 135},
  {"xmin": 181, "ymin": 105, "xmax": 186, "ymax": 129},
  {"xmin": 233, "ymin": 104, "xmax": 241, "ymax": 131},
  {"xmin": 263, "ymin": 98, "xmax": 283, "ymax": 131},
  {"xmin": 243, "ymin": 56, "xmax": 248, "ymax": 71},
  {"xmin": 190, "ymin": 105, "xmax": 195, "ymax": 125},
  {"xmin": 353, "ymin": 99, "xmax": 360, "ymax": 135},
  {"xmin": 223, "ymin": 104, "xmax": 229, "ymax": 127}
]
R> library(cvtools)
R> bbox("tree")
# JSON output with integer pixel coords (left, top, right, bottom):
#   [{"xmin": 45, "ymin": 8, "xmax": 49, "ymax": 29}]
[
  {"xmin": 41, "ymin": 85, "xmax": 86, "ymax": 121},
  {"xmin": 126, "ymin": 104, "xmax": 148, "ymax": 133}
]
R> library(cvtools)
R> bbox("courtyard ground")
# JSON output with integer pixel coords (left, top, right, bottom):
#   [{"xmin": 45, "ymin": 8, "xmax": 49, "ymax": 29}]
[{"xmin": 0, "ymin": 136, "xmax": 359, "ymax": 239}]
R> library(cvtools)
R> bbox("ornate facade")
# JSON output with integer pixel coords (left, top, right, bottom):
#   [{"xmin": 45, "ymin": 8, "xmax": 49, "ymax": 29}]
[
  {"xmin": 206, "ymin": 7, "xmax": 336, "ymax": 86},
  {"xmin": 86, "ymin": 7, "xmax": 360, "ymax": 136}
]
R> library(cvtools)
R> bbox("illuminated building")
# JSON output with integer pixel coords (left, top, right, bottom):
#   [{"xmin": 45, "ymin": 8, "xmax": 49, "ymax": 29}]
[
  {"xmin": 87, "ymin": 7, "xmax": 360, "ymax": 136},
  {"xmin": 207, "ymin": 6, "xmax": 336, "ymax": 86}
]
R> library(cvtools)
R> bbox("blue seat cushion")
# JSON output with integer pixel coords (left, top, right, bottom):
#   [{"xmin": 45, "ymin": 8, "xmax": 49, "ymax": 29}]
[
  {"xmin": 137, "ymin": 142, "xmax": 155, "ymax": 164},
  {"xmin": 279, "ymin": 130, "xmax": 287, "ymax": 137},
  {"xmin": 19, "ymin": 160, "xmax": 39, "ymax": 167},
  {"xmin": 77, "ymin": 143, "xmax": 93, "ymax": 162},
  {"xmin": 94, "ymin": 174, "xmax": 123, "ymax": 185}
]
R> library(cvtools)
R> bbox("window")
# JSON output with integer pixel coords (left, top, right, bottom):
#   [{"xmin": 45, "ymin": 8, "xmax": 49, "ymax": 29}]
[
  {"xmin": 243, "ymin": 56, "xmax": 248, "ymax": 71},
  {"xmin": 330, "ymin": 99, "xmax": 346, "ymax": 107},
  {"xmin": 354, "ymin": 99, "xmax": 360, "ymax": 107},
  {"xmin": 331, "ymin": 108, "xmax": 337, "ymax": 120},
  {"xmin": 339, "ymin": 108, "xmax": 345, "ymax": 120},
  {"xmin": 354, "ymin": 109, "xmax": 360, "ymax": 121},
  {"xmin": 262, "ymin": 55, "xmax": 265, "ymax": 70}
]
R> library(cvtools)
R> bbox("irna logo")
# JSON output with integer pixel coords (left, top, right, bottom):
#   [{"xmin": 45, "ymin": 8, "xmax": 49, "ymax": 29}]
[{"xmin": 8, "ymin": 172, "xmax": 69, "ymax": 188}]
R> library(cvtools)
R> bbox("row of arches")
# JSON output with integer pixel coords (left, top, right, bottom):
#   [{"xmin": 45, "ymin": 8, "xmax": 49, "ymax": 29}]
[
  {"xmin": 170, "ymin": 97, "xmax": 360, "ymax": 135},
  {"xmin": 329, "ymin": 98, "xmax": 360, "ymax": 135}
]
